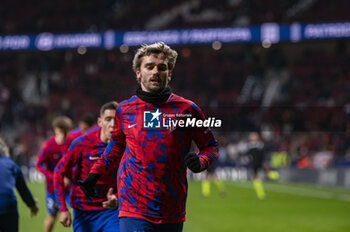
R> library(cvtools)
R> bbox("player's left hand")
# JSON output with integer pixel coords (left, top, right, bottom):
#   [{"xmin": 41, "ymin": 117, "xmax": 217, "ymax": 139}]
[
  {"xmin": 102, "ymin": 188, "xmax": 118, "ymax": 209},
  {"xmin": 30, "ymin": 199, "xmax": 39, "ymax": 217},
  {"xmin": 185, "ymin": 152, "xmax": 202, "ymax": 173},
  {"xmin": 63, "ymin": 177, "xmax": 71, "ymax": 188}
]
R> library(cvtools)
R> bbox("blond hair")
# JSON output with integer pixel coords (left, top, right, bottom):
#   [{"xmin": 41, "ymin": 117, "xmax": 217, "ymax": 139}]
[
  {"xmin": 132, "ymin": 42, "xmax": 178, "ymax": 73},
  {"xmin": 52, "ymin": 116, "xmax": 73, "ymax": 134}
]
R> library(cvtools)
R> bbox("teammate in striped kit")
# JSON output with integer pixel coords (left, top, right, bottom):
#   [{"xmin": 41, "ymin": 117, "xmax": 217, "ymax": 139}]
[
  {"xmin": 54, "ymin": 101, "xmax": 120, "ymax": 232},
  {"xmin": 36, "ymin": 116, "xmax": 73, "ymax": 232},
  {"xmin": 66, "ymin": 113, "xmax": 96, "ymax": 145},
  {"xmin": 79, "ymin": 42, "xmax": 219, "ymax": 232}
]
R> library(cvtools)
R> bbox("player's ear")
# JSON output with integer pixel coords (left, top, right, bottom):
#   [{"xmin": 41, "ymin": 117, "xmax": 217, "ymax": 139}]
[
  {"xmin": 136, "ymin": 69, "xmax": 141, "ymax": 84},
  {"xmin": 97, "ymin": 117, "xmax": 102, "ymax": 127},
  {"xmin": 168, "ymin": 72, "xmax": 172, "ymax": 83}
]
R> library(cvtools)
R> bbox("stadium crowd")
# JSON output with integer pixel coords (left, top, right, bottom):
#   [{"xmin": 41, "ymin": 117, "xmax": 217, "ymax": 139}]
[
  {"xmin": 1, "ymin": 0, "xmax": 349, "ymax": 33},
  {"xmin": 0, "ymin": 0, "xmax": 350, "ymax": 171},
  {"xmin": 0, "ymin": 39, "xmax": 349, "ymax": 170}
]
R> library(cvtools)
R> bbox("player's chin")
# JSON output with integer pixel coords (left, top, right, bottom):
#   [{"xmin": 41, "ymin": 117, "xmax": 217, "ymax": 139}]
[{"xmin": 149, "ymin": 84, "xmax": 165, "ymax": 92}]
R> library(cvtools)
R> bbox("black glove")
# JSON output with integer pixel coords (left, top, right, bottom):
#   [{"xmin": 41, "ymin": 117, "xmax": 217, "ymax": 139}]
[
  {"xmin": 184, "ymin": 152, "xmax": 201, "ymax": 173},
  {"xmin": 78, "ymin": 173, "xmax": 100, "ymax": 200}
]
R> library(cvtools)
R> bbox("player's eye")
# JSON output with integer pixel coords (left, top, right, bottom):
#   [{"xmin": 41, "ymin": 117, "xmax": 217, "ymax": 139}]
[
  {"xmin": 145, "ymin": 64, "xmax": 155, "ymax": 70},
  {"xmin": 157, "ymin": 64, "xmax": 168, "ymax": 71}
]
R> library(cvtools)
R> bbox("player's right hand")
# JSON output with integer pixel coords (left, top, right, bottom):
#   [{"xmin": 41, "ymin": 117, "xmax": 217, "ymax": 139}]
[
  {"xmin": 59, "ymin": 211, "xmax": 71, "ymax": 227},
  {"xmin": 63, "ymin": 177, "xmax": 72, "ymax": 188},
  {"xmin": 78, "ymin": 173, "xmax": 100, "ymax": 200}
]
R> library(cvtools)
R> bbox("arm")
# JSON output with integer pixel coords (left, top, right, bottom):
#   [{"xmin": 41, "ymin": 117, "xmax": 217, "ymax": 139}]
[
  {"xmin": 35, "ymin": 143, "xmax": 53, "ymax": 180},
  {"xmin": 188, "ymin": 104, "xmax": 218, "ymax": 172},
  {"xmin": 15, "ymin": 165, "xmax": 38, "ymax": 216},
  {"xmin": 79, "ymin": 107, "xmax": 125, "ymax": 199},
  {"xmin": 54, "ymin": 141, "xmax": 79, "ymax": 213}
]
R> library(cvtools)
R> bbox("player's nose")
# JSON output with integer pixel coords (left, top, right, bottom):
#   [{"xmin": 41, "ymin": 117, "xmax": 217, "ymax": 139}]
[
  {"xmin": 110, "ymin": 119, "xmax": 115, "ymax": 128},
  {"xmin": 151, "ymin": 66, "xmax": 160, "ymax": 74}
]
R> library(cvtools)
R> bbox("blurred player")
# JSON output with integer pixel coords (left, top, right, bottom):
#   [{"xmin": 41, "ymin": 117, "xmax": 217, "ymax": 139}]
[
  {"xmin": 54, "ymin": 101, "xmax": 120, "ymax": 232},
  {"xmin": 201, "ymin": 161, "xmax": 225, "ymax": 197},
  {"xmin": 0, "ymin": 138, "xmax": 39, "ymax": 232},
  {"xmin": 66, "ymin": 113, "xmax": 97, "ymax": 145},
  {"xmin": 245, "ymin": 132, "xmax": 279, "ymax": 199},
  {"xmin": 36, "ymin": 116, "xmax": 73, "ymax": 232},
  {"xmin": 79, "ymin": 42, "xmax": 218, "ymax": 232}
]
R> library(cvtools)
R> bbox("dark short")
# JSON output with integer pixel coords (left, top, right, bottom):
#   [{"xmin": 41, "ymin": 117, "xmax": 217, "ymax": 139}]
[
  {"xmin": 73, "ymin": 208, "xmax": 119, "ymax": 232},
  {"xmin": 206, "ymin": 161, "xmax": 217, "ymax": 174},
  {"xmin": 0, "ymin": 211, "xmax": 18, "ymax": 232},
  {"xmin": 120, "ymin": 217, "xmax": 183, "ymax": 232},
  {"xmin": 251, "ymin": 157, "xmax": 264, "ymax": 175}
]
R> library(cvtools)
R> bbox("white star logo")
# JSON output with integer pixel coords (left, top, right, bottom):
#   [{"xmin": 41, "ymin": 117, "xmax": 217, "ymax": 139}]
[{"xmin": 150, "ymin": 109, "xmax": 162, "ymax": 122}]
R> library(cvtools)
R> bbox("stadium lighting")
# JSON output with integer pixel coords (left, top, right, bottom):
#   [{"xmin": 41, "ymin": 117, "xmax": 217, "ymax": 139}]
[
  {"xmin": 119, "ymin": 44, "xmax": 129, "ymax": 53},
  {"xmin": 261, "ymin": 39, "xmax": 271, "ymax": 48},
  {"xmin": 77, "ymin": 46, "xmax": 87, "ymax": 55},
  {"xmin": 212, "ymin": 41, "xmax": 222, "ymax": 50}
]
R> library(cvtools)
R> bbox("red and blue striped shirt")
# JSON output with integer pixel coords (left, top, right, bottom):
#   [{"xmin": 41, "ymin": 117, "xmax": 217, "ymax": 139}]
[{"xmin": 91, "ymin": 93, "xmax": 218, "ymax": 223}]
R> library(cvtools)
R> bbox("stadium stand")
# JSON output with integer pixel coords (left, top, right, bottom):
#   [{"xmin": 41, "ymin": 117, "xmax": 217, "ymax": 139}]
[
  {"xmin": 1, "ymin": 0, "xmax": 350, "ymax": 34},
  {"xmin": 0, "ymin": 0, "xmax": 350, "ymax": 172}
]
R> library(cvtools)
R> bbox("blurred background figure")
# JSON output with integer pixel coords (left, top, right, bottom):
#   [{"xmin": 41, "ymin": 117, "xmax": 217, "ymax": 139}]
[
  {"xmin": 201, "ymin": 161, "xmax": 226, "ymax": 197},
  {"xmin": 78, "ymin": 113, "xmax": 96, "ymax": 133},
  {"xmin": 35, "ymin": 116, "xmax": 73, "ymax": 232},
  {"xmin": 66, "ymin": 112, "xmax": 97, "ymax": 145},
  {"xmin": 0, "ymin": 138, "xmax": 38, "ymax": 232},
  {"xmin": 244, "ymin": 132, "xmax": 279, "ymax": 199}
]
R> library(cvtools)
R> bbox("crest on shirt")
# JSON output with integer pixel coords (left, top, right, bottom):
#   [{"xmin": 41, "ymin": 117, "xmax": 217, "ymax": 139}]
[
  {"xmin": 143, "ymin": 109, "xmax": 161, "ymax": 128},
  {"xmin": 143, "ymin": 108, "xmax": 222, "ymax": 130}
]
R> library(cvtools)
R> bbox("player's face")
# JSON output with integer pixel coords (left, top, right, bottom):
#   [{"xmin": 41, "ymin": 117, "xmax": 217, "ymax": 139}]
[
  {"xmin": 98, "ymin": 109, "xmax": 116, "ymax": 143},
  {"xmin": 54, "ymin": 127, "xmax": 66, "ymax": 145},
  {"xmin": 136, "ymin": 53, "xmax": 171, "ymax": 93},
  {"xmin": 78, "ymin": 121, "xmax": 89, "ymax": 132}
]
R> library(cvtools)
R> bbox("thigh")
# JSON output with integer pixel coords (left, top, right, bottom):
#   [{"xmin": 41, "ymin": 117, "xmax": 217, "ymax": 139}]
[
  {"xmin": 119, "ymin": 217, "xmax": 154, "ymax": 232},
  {"xmin": 46, "ymin": 192, "xmax": 59, "ymax": 216},
  {"xmin": 65, "ymin": 190, "xmax": 71, "ymax": 208},
  {"xmin": 73, "ymin": 208, "xmax": 120, "ymax": 232},
  {"xmin": 0, "ymin": 212, "xmax": 19, "ymax": 232},
  {"xmin": 73, "ymin": 209, "xmax": 93, "ymax": 232},
  {"xmin": 99, "ymin": 208, "xmax": 120, "ymax": 232}
]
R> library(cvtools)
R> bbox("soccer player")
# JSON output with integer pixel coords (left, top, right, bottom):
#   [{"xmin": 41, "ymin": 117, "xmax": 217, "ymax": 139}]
[
  {"xmin": 66, "ymin": 113, "xmax": 97, "ymax": 145},
  {"xmin": 0, "ymin": 138, "xmax": 38, "ymax": 232},
  {"xmin": 245, "ymin": 132, "xmax": 279, "ymax": 199},
  {"xmin": 36, "ymin": 116, "xmax": 73, "ymax": 232},
  {"xmin": 54, "ymin": 101, "xmax": 120, "ymax": 232},
  {"xmin": 201, "ymin": 161, "xmax": 226, "ymax": 197},
  {"xmin": 79, "ymin": 42, "xmax": 218, "ymax": 232}
]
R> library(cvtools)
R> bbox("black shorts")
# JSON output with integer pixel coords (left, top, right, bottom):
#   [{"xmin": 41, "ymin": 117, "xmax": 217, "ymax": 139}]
[
  {"xmin": 0, "ymin": 211, "xmax": 18, "ymax": 232},
  {"xmin": 206, "ymin": 160, "xmax": 217, "ymax": 174},
  {"xmin": 251, "ymin": 156, "xmax": 264, "ymax": 175}
]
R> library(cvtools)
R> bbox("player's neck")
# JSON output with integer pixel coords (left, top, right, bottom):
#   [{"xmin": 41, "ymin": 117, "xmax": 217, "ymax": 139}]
[
  {"xmin": 54, "ymin": 136, "xmax": 65, "ymax": 145},
  {"xmin": 136, "ymin": 86, "xmax": 172, "ymax": 103},
  {"xmin": 100, "ymin": 132, "xmax": 110, "ymax": 144}
]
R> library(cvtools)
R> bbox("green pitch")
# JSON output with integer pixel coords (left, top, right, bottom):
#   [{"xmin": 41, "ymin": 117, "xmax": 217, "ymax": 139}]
[{"xmin": 17, "ymin": 181, "xmax": 350, "ymax": 232}]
